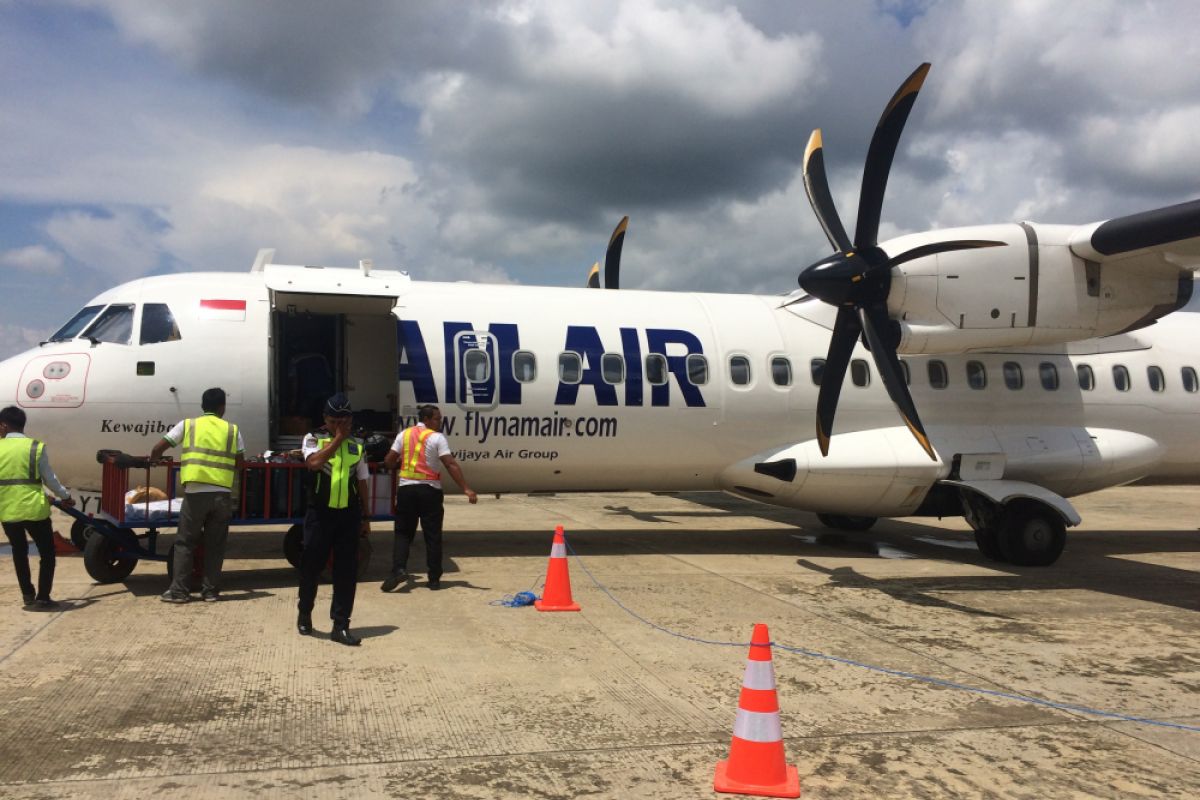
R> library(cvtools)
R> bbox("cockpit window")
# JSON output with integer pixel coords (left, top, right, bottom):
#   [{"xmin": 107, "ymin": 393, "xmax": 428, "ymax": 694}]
[
  {"xmin": 140, "ymin": 303, "xmax": 182, "ymax": 345},
  {"xmin": 83, "ymin": 304, "xmax": 135, "ymax": 345},
  {"xmin": 48, "ymin": 305, "xmax": 103, "ymax": 342}
]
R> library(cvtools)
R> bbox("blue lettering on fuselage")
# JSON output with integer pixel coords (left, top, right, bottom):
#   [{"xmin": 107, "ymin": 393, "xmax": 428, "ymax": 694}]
[{"xmin": 394, "ymin": 320, "xmax": 706, "ymax": 408}]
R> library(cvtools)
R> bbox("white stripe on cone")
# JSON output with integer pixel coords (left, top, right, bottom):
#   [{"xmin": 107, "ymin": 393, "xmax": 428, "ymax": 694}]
[
  {"xmin": 732, "ymin": 709, "xmax": 784, "ymax": 743},
  {"xmin": 550, "ymin": 543, "xmax": 566, "ymax": 558},
  {"xmin": 741, "ymin": 660, "xmax": 777, "ymax": 691}
]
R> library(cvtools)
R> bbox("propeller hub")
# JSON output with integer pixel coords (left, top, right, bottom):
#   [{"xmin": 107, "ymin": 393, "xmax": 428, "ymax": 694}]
[{"xmin": 797, "ymin": 247, "xmax": 890, "ymax": 307}]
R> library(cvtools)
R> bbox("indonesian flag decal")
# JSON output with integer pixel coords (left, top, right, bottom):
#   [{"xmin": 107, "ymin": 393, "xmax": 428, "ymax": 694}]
[{"xmin": 199, "ymin": 298, "xmax": 247, "ymax": 321}]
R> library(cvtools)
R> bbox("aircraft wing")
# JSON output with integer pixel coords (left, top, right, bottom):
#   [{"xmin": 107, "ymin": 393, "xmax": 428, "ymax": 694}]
[{"xmin": 1069, "ymin": 198, "xmax": 1200, "ymax": 271}]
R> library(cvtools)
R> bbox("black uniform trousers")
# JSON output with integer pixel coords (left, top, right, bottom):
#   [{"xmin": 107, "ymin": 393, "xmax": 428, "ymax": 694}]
[
  {"xmin": 2, "ymin": 519, "xmax": 55, "ymax": 600},
  {"xmin": 297, "ymin": 505, "xmax": 359, "ymax": 628},
  {"xmin": 392, "ymin": 483, "xmax": 444, "ymax": 581}
]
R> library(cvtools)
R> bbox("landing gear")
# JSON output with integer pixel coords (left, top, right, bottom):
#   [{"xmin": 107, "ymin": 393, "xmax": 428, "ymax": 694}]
[
  {"xmin": 973, "ymin": 527, "xmax": 1004, "ymax": 561},
  {"xmin": 997, "ymin": 500, "xmax": 1066, "ymax": 567},
  {"xmin": 816, "ymin": 513, "xmax": 878, "ymax": 532}
]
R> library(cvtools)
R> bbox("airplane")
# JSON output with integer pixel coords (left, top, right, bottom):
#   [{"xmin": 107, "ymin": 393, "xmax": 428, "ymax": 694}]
[{"xmin": 3, "ymin": 63, "xmax": 1200, "ymax": 571}]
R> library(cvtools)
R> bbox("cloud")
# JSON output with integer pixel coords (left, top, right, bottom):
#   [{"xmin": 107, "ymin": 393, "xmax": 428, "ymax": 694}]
[{"xmin": 0, "ymin": 244, "xmax": 65, "ymax": 273}]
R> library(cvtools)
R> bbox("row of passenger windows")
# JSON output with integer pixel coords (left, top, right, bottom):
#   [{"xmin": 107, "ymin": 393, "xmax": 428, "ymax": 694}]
[{"xmin": 486, "ymin": 350, "xmax": 1200, "ymax": 395}]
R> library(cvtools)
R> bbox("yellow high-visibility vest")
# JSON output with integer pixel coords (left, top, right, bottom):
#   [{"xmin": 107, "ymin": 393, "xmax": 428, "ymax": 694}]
[
  {"xmin": 0, "ymin": 438, "xmax": 49, "ymax": 522},
  {"xmin": 313, "ymin": 436, "xmax": 363, "ymax": 509},
  {"xmin": 179, "ymin": 414, "xmax": 239, "ymax": 488}
]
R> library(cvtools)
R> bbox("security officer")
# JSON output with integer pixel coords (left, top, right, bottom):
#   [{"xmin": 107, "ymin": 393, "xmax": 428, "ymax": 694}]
[
  {"xmin": 297, "ymin": 393, "xmax": 370, "ymax": 646},
  {"xmin": 0, "ymin": 406, "xmax": 74, "ymax": 609},
  {"xmin": 151, "ymin": 387, "xmax": 244, "ymax": 603}
]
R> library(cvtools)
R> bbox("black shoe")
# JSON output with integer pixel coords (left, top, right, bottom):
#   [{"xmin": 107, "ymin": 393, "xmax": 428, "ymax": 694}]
[
  {"xmin": 21, "ymin": 592, "xmax": 36, "ymax": 607},
  {"xmin": 35, "ymin": 598, "xmax": 60, "ymax": 609},
  {"xmin": 380, "ymin": 571, "xmax": 408, "ymax": 592},
  {"xmin": 160, "ymin": 591, "xmax": 190, "ymax": 604},
  {"xmin": 297, "ymin": 614, "xmax": 313, "ymax": 636},
  {"xmin": 331, "ymin": 627, "xmax": 361, "ymax": 647},
  {"xmin": 201, "ymin": 590, "xmax": 219, "ymax": 603},
  {"xmin": 428, "ymin": 578, "xmax": 442, "ymax": 590}
]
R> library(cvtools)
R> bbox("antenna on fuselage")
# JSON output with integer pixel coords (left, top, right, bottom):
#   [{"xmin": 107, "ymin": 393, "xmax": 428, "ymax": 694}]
[
  {"xmin": 359, "ymin": 258, "xmax": 373, "ymax": 277},
  {"xmin": 250, "ymin": 248, "xmax": 276, "ymax": 273}
]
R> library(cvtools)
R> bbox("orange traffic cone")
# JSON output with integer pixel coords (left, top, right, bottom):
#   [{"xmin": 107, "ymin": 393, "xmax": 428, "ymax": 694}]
[
  {"xmin": 52, "ymin": 530, "xmax": 78, "ymax": 555},
  {"xmin": 714, "ymin": 623, "xmax": 801, "ymax": 798},
  {"xmin": 534, "ymin": 525, "xmax": 580, "ymax": 612}
]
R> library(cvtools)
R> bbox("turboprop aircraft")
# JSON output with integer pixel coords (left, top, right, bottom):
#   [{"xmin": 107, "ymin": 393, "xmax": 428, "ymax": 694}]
[{"xmin": 2, "ymin": 63, "xmax": 1200, "ymax": 568}]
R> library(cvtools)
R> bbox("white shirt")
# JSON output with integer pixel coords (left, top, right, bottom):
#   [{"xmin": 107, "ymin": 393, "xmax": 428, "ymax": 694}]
[
  {"xmin": 391, "ymin": 424, "xmax": 450, "ymax": 489},
  {"xmin": 3, "ymin": 432, "xmax": 71, "ymax": 501},
  {"xmin": 164, "ymin": 415, "xmax": 246, "ymax": 493},
  {"xmin": 301, "ymin": 433, "xmax": 371, "ymax": 481}
]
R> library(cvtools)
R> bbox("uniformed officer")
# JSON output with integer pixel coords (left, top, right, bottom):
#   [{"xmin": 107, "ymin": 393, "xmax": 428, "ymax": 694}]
[
  {"xmin": 297, "ymin": 393, "xmax": 370, "ymax": 646},
  {"xmin": 0, "ymin": 406, "xmax": 74, "ymax": 609},
  {"xmin": 381, "ymin": 404, "xmax": 476, "ymax": 592},
  {"xmin": 150, "ymin": 387, "xmax": 244, "ymax": 603}
]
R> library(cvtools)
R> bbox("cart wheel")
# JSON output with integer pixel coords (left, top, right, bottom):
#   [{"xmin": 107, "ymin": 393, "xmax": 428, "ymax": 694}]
[
  {"xmin": 70, "ymin": 519, "xmax": 98, "ymax": 551},
  {"xmin": 83, "ymin": 532, "xmax": 137, "ymax": 583},
  {"xmin": 283, "ymin": 524, "xmax": 304, "ymax": 570},
  {"xmin": 356, "ymin": 536, "xmax": 372, "ymax": 581}
]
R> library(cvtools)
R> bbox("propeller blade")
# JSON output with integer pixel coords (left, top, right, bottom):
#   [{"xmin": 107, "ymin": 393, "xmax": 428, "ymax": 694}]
[
  {"xmin": 586, "ymin": 262, "xmax": 601, "ymax": 289},
  {"xmin": 858, "ymin": 304, "xmax": 937, "ymax": 460},
  {"xmin": 802, "ymin": 130, "xmax": 852, "ymax": 253},
  {"xmin": 604, "ymin": 216, "xmax": 629, "ymax": 290},
  {"xmin": 888, "ymin": 239, "xmax": 1007, "ymax": 269},
  {"xmin": 815, "ymin": 306, "xmax": 861, "ymax": 455},
  {"xmin": 854, "ymin": 63, "xmax": 930, "ymax": 250}
]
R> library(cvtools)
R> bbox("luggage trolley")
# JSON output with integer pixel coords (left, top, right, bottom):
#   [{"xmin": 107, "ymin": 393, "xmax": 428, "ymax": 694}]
[{"xmin": 62, "ymin": 453, "xmax": 396, "ymax": 584}]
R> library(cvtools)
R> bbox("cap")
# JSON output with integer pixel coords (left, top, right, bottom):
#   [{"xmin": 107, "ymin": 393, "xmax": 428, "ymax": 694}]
[{"xmin": 324, "ymin": 393, "xmax": 353, "ymax": 418}]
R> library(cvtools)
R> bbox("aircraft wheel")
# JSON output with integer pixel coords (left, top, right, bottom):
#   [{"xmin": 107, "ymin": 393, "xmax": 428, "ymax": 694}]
[
  {"xmin": 83, "ymin": 532, "xmax": 137, "ymax": 583},
  {"xmin": 998, "ymin": 500, "xmax": 1066, "ymax": 566},
  {"xmin": 70, "ymin": 519, "xmax": 98, "ymax": 551},
  {"xmin": 817, "ymin": 513, "xmax": 878, "ymax": 532},
  {"xmin": 973, "ymin": 527, "xmax": 1005, "ymax": 561},
  {"xmin": 283, "ymin": 524, "xmax": 304, "ymax": 570}
]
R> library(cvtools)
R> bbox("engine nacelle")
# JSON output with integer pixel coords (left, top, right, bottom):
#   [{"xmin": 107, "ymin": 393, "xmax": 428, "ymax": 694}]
[{"xmin": 886, "ymin": 222, "xmax": 1193, "ymax": 354}]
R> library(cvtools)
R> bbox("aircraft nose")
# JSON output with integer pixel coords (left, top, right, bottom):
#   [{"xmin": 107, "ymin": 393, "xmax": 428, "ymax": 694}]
[{"xmin": 0, "ymin": 350, "xmax": 29, "ymax": 404}]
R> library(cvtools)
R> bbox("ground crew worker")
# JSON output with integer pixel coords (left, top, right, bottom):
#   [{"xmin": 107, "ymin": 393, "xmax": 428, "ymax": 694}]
[
  {"xmin": 297, "ymin": 393, "xmax": 370, "ymax": 646},
  {"xmin": 381, "ymin": 404, "xmax": 476, "ymax": 592},
  {"xmin": 150, "ymin": 387, "xmax": 244, "ymax": 603},
  {"xmin": 0, "ymin": 406, "xmax": 74, "ymax": 609}
]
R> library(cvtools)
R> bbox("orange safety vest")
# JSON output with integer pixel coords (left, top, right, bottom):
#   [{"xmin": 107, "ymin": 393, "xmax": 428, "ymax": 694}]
[{"xmin": 398, "ymin": 426, "xmax": 440, "ymax": 481}]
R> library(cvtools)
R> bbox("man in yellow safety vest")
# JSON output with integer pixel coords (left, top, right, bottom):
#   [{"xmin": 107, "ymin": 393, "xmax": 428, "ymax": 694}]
[
  {"xmin": 0, "ymin": 406, "xmax": 74, "ymax": 609},
  {"xmin": 381, "ymin": 404, "xmax": 476, "ymax": 592},
  {"xmin": 150, "ymin": 387, "xmax": 244, "ymax": 603}
]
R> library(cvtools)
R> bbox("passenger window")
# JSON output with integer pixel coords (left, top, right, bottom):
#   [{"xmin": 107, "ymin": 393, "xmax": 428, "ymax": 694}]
[
  {"xmin": 559, "ymin": 352, "xmax": 582, "ymax": 384},
  {"xmin": 1113, "ymin": 365, "xmax": 1130, "ymax": 392},
  {"xmin": 601, "ymin": 353, "xmax": 624, "ymax": 384},
  {"xmin": 1183, "ymin": 367, "xmax": 1198, "ymax": 393},
  {"xmin": 966, "ymin": 360, "xmax": 987, "ymax": 390},
  {"xmin": 770, "ymin": 356, "xmax": 792, "ymax": 387},
  {"xmin": 513, "ymin": 351, "xmax": 537, "ymax": 383},
  {"xmin": 928, "ymin": 360, "xmax": 948, "ymax": 389},
  {"xmin": 810, "ymin": 358, "xmax": 825, "ymax": 386},
  {"xmin": 729, "ymin": 355, "xmax": 751, "ymax": 386},
  {"xmin": 1003, "ymin": 361, "xmax": 1024, "ymax": 390},
  {"xmin": 850, "ymin": 359, "xmax": 870, "ymax": 387},
  {"xmin": 1077, "ymin": 364, "xmax": 1095, "ymax": 391},
  {"xmin": 49, "ymin": 305, "xmax": 103, "ymax": 342},
  {"xmin": 900, "ymin": 360, "xmax": 910, "ymax": 386},
  {"xmin": 686, "ymin": 354, "xmax": 708, "ymax": 385},
  {"xmin": 1147, "ymin": 365, "xmax": 1165, "ymax": 393},
  {"xmin": 83, "ymin": 304, "xmax": 134, "ymax": 345},
  {"xmin": 464, "ymin": 349, "xmax": 490, "ymax": 383},
  {"xmin": 140, "ymin": 303, "xmax": 182, "ymax": 345},
  {"xmin": 645, "ymin": 354, "xmax": 668, "ymax": 386},
  {"xmin": 1039, "ymin": 362, "xmax": 1059, "ymax": 391}
]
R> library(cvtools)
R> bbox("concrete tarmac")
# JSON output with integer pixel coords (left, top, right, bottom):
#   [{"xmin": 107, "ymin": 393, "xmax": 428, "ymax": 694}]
[{"xmin": 0, "ymin": 486, "xmax": 1198, "ymax": 799}]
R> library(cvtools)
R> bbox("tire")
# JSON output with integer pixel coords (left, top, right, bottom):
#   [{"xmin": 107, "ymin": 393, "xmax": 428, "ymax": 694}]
[
  {"xmin": 973, "ymin": 527, "xmax": 1005, "ymax": 561},
  {"xmin": 83, "ymin": 532, "xmax": 137, "ymax": 583},
  {"xmin": 70, "ymin": 519, "xmax": 97, "ymax": 551},
  {"xmin": 998, "ymin": 500, "xmax": 1066, "ymax": 566},
  {"xmin": 817, "ymin": 513, "xmax": 878, "ymax": 532},
  {"xmin": 283, "ymin": 524, "xmax": 304, "ymax": 569}
]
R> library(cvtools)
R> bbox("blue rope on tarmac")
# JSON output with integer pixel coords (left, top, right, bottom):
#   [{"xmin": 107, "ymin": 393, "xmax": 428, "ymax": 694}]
[{"xmin": 561, "ymin": 534, "xmax": 1200, "ymax": 734}]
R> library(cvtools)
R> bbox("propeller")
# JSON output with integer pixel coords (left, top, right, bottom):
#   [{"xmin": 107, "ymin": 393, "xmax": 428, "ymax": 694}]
[
  {"xmin": 585, "ymin": 216, "xmax": 629, "ymax": 289},
  {"xmin": 797, "ymin": 63, "xmax": 1005, "ymax": 460}
]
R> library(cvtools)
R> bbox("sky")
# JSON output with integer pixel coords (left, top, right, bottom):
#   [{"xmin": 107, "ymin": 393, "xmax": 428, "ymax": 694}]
[{"xmin": 2, "ymin": 0, "xmax": 1199, "ymax": 358}]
